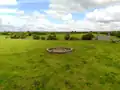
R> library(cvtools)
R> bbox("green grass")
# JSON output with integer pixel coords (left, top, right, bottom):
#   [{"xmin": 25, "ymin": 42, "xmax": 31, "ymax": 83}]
[{"xmin": 0, "ymin": 38, "xmax": 120, "ymax": 90}]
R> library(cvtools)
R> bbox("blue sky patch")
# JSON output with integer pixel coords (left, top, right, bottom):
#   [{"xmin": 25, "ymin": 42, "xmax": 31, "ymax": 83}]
[
  {"xmin": 72, "ymin": 12, "xmax": 86, "ymax": 20},
  {"xmin": 46, "ymin": 15, "xmax": 63, "ymax": 24},
  {"xmin": 17, "ymin": 2, "xmax": 49, "ymax": 11}
]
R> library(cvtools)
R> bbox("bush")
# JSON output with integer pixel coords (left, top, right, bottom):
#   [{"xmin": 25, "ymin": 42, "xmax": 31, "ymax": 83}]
[
  {"xmin": 1, "ymin": 32, "xmax": 10, "ymax": 35},
  {"xmin": 33, "ymin": 35, "xmax": 40, "ymax": 40},
  {"xmin": 47, "ymin": 33, "xmax": 57, "ymax": 40},
  {"xmin": 18, "ymin": 33, "xmax": 27, "ymax": 39},
  {"xmin": 116, "ymin": 32, "xmax": 120, "ymax": 38},
  {"xmin": 10, "ymin": 32, "xmax": 27, "ymax": 39},
  {"xmin": 70, "ymin": 36, "xmax": 79, "ymax": 40},
  {"xmin": 111, "ymin": 40, "xmax": 117, "ymax": 43},
  {"xmin": 20, "ymin": 34, "xmax": 27, "ymax": 39},
  {"xmin": 110, "ymin": 32, "xmax": 117, "ymax": 36},
  {"xmin": 26, "ymin": 31, "xmax": 32, "ymax": 36},
  {"xmin": 81, "ymin": 33, "xmax": 94, "ymax": 40},
  {"xmin": 41, "ymin": 36, "xmax": 46, "ymax": 40},
  {"xmin": 64, "ymin": 33, "xmax": 70, "ymax": 40},
  {"xmin": 10, "ymin": 33, "xmax": 20, "ymax": 39}
]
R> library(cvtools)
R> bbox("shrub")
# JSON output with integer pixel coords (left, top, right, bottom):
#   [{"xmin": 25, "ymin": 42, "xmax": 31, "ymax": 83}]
[
  {"xmin": 47, "ymin": 35, "xmax": 52, "ymax": 40},
  {"xmin": 81, "ymin": 33, "xmax": 94, "ymax": 40},
  {"xmin": 41, "ymin": 36, "xmax": 46, "ymax": 40},
  {"xmin": 110, "ymin": 32, "xmax": 117, "ymax": 36},
  {"xmin": 116, "ymin": 32, "xmax": 120, "ymax": 38},
  {"xmin": 10, "ymin": 34, "xmax": 15, "ymax": 39},
  {"xmin": 10, "ymin": 32, "xmax": 27, "ymax": 39},
  {"xmin": 1, "ymin": 32, "xmax": 10, "ymax": 35},
  {"xmin": 16, "ymin": 35, "xmax": 20, "ymax": 39},
  {"xmin": 70, "ymin": 36, "xmax": 79, "ymax": 40},
  {"xmin": 107, "ymin": 31, "xmax": 120, "ymax": 38},
  {"xmin": 20, "ymin": 34, "xmax": 27, "ymax": 39},
  {"xmin": 33, "ymin": 35, "xmax": 40, "ymax": 40},
  {"xmin": 26, "ymin": 31, "xmax": 32, "ymax": 36},
  {"xmin": 10, "ymin": 33, "xmax": 19, "ymax": 39},
  {"xmin": 47, "ymin": 33, "xmax": 57, "ymax": 40},
  {"xmin": 111, "ymin": 40, "xmax": 117, "ymax": 43},
  {"xmin": 64, "ymin": 33, "xmax": 70, "ymax": 40}
]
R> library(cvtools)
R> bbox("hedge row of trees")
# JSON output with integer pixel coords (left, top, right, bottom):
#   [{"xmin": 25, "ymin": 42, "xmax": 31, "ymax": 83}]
[
  {"xmin": 32, "ymin": 33, "xmax": 58, "ymax": 40},
  {"xmin": 100, "ymin": 31, "xmax": 120, "ymax": 38},
  {"xmin": 31, "ymin": 32, "xmax": 58, "ymax": 40},
  {"xmin": 8, "ymin": 32, "xmax": 58, "ymax": 40},
  {"xmin": 8, "ymin": 32, "xmax": 95, "ymax": 40},
  {"xmin": 33, "ymin": 33, "xmax": 95, "ymax": 40},
  {"xmin": 10, "ymin": 33, "xmax": 28, "ymax": 39},
  {"xmin": 0, "ymin": 31, "xmax": 46, "ymax": 36},
  {"xmin": 64, "ymin": 32, "xmax": 94, "ymax": 40}
]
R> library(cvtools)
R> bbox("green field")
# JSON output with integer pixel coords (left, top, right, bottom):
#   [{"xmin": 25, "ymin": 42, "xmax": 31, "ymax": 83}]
[{"xmin": 0, "ymin": 35, "xmax": 120, "ymax": 90}]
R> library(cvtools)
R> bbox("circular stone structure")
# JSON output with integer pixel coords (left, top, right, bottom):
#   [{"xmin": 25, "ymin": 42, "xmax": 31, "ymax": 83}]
[{"xmin": 46, "ymin": 47, "xmax": 73, "ymax": 54}]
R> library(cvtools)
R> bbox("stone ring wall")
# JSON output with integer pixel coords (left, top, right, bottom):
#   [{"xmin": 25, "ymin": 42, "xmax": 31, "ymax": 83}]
[{"xmin": 46, "ymin": 47, "xmax": 73, "ymax": 54}]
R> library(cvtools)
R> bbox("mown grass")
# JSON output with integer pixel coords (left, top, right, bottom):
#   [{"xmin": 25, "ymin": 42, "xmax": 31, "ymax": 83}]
[{"xmin": 0, "ymin": 38, "xmax": 120, "ymax": 90}]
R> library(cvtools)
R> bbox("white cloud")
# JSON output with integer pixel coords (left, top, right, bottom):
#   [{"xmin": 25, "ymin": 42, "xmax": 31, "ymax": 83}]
[
  {"xmin": 44, "ymin": 0, "xmax": 120, "ymax": 32},
  {"xmin": 0, "ymin": 8, "xmax": 16, "ymax": 13},
  {"xmin": 0, "ymin": 0, "xmax": 120, "ymax": 32},
  {"xmin": 0, "ymin": 9, "xmax": 106, "ymax": 32},
  {"xmin": 62, "ymin": 14, "xmax": 72, "ymax": 21},
  {"xmin": 86, "ymin": 5, "xmax": 120, "ymax": 22},
  {"xmin": 45, "ymin": 9, "xmax": 73, "ymax": 24},
  {"xmin": 45, "ymin": 9, "xmax": 68, "ymax": 20},
  {"xmin": 0, "ymin": 9, "xmax": 24, "ymax": 15},
  {"xmin": 0, "ymin": 0, "xmax": 17, "ymax": 5},
  {"xmin": 16, "ymin": 10, "xmax": 24, "ymax": 15},
  {"xmin": 0, "ymin": 10, "xmax": 97, "ymax": 31},
  {"xmin": 0, "ymin": 11, "xmax": 55, "ymax": 31},
  {"xmin": 49, "ymin": 0, "xmax": 120, "ymax": 14},
  {"xmin": 0, "ymin": 9, "xmax": 25, "ymax": 26},
  {"xmin": 0, "ymin": 15, "xmax": 27, "ymax": 26},
  {"xmin": 85, "ymin": 5, "xmax": 120, "ymax": 30},
  {"xmin": 2, "ymin": 3, "xmax": 120, "ymax": 32}
]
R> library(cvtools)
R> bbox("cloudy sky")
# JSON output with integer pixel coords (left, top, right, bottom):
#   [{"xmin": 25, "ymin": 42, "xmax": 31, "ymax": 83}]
[{"xmin": 0, "ymin": 0, "xmax": 120, "ymax": 31}]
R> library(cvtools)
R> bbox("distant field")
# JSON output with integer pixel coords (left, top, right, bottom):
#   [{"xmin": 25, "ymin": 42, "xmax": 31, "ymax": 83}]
[{"xmin": 0, "ymin": 38, "xmax": 120, "ymax": 90}]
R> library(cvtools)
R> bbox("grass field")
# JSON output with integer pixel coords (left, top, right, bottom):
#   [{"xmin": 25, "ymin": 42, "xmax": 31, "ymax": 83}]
[{"xmin": 0, "ymin": 35, "xmax": 120, "ymax": 90}]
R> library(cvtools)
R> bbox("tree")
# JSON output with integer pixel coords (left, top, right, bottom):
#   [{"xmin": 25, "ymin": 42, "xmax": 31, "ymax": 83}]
[{"xmin": 64, "ymin": 33, "xmax": 70, "ymax": 40}]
